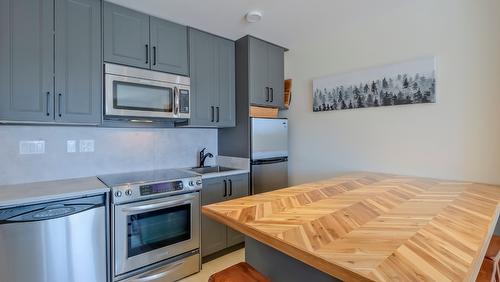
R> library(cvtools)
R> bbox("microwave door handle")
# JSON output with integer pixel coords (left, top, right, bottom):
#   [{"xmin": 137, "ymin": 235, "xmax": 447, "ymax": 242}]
[
  {"xmin": 123, "ymin": 197, "xmax": 194, "ymax": 213},
  {"xmin": 174, "ymin": 87, "xmax": 180, "ymax": 116}
]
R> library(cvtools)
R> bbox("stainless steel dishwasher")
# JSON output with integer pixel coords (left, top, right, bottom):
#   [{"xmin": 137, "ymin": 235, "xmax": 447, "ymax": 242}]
[{"xmin": 0, "ymin": 194, "xmax": 107, "ymax": 282}]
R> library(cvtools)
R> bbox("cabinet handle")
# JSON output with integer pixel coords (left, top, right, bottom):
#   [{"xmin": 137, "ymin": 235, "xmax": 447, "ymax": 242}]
[
  {"xmin": 270, "ymin": 88, "xmax": 274, "ymax": 102},
  {"xmin": 265, "ymin": 87, "xmax": 269, "ymax": 102},
  {"xmin": 153, "ymin": 46, "xmax": 157, "ymax": 65},
  {"xmin": 145, "ymin": 44, "xmax": 149, "ymax": 64},
  {"xmin": 223, "ymin": 180, "xmax": 227, "ymax": 197},
  {"xmin": 45, "ymin": 92, "xmax": 51, "ymax": 116},
  {"xmin": 228, "ymin": 179, "xmax": 233, "ymax": 197},
  {"xmin": 57, "ymin": 93, "xmax": 62, "ymax": 117},
  {"xmin": 211, "ymin": 106, "xmax": 215, "ymax": 122},
  {"xmin": 216, "ymin": 107, "xmax": 220, "ymax": 123}
]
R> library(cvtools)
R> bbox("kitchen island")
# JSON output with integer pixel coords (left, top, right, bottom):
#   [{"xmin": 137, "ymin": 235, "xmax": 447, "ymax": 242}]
[{"xmin": 202, "ymin": 172, "xmax": 500, "ymax": 281}]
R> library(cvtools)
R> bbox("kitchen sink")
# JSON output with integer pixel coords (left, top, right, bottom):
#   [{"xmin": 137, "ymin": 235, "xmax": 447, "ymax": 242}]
[{"xmin": 190, "ymin": 166, "xmax": 236, "ymax": 174}]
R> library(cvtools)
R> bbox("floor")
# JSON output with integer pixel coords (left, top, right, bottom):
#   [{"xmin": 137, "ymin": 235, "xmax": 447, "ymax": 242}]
[{"xmin": 179, "ymin": 248, "xmax": 245, "ymax": 282}]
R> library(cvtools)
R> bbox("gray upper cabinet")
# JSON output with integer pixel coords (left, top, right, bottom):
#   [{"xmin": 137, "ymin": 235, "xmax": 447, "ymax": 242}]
[
  {"xmin": 150, "ymin": 17, "xmax": 188, "ymax": 75},
  {"xmin": 216, "ymin": 39, "xmax": 236, "ymax": 127},
  {"xmin": 103, "ymin": 2, "xmax": 149, "ymax": 69},
  {"xmin": 0, "ymin": 0, "xmax": 54, "ymax": 122},
  {"xmin": 249, "ymin": 37, "xmax": 269, "ymax": 107},
  {"xmin": 248, "ymin": 37, "xmax": 285, "ymax": 108},
  {"xmin": 104, "ymin": 3, "xmax": 188, "ymax": 75},
  {"xmin": 0, "ymin": 0, "xmax": 101, "ymax": 125},
  {"xmin": 188, "ymin": 28, "xmax": 235, "ymax": 128},
  {"xmin": 55, "ymin": 0, "xmax": 101, "ymax": 124},
  {"xmin": 189, "ymin": 29, "xmax": 217, "ymax": 126},
  {"xmin": 268, "ymin": 44, "xmax": 285, "ymax": 108}
]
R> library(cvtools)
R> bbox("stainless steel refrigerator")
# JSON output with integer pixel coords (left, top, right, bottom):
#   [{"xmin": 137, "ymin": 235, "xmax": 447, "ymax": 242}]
[{"xmin": 251, "ymin": 118, "xmax": 288, "ymax": 194}]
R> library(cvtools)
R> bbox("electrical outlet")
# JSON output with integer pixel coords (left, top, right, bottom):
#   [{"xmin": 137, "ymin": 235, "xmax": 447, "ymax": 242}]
[
  {"xmin": 19, "ymin": 140, "xmax": 45, "ymax": 155},
  {"xmin": 67, "ymin": 140, "xmax": 76, "ymax": 153},
  {"xmin": 79, "ymin": 139, "xmax": 94, "ymax": 153}
]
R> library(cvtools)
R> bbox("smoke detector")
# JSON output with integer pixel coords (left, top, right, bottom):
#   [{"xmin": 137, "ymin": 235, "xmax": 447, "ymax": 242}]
[{"xmin": 245, "ymin": 11, "xmax": 262, "ymax": 23}]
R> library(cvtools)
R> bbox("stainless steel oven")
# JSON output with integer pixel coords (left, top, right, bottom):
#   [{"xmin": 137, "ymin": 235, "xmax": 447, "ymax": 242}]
[
  {"xmin": 99, "ymin": 169, "xmax": 202, "ymax": 282},
  {"xmin": 114, "ymin": 192, "xmax": 199, "ymax": 276},
  {"xmin": 104, "ymin": 63, "xmax": 190, "ymax": 120}
]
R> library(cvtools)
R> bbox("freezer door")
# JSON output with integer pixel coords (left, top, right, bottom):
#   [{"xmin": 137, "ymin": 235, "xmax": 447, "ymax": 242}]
[
  {"xmin": 251, "ymin": 118, "xmax": 288, "ymax": 160},
  {"xmin": 252, "ymin": 159, "xmax": 288, "ymax": 194}
]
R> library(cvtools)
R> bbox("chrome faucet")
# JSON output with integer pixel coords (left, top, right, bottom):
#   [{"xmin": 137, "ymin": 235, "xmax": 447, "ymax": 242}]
[{"xmin": 198, "ymin": 148, "xmax": 213, "ymax": 168}]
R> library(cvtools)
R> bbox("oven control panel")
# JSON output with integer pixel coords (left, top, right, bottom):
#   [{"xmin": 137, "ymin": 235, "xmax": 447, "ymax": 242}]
[
  {"xmin": 139, "ymin": 181, "xmax": 184, "ymax": 196},
  {"xmin": 112, "ymin": 176, "xmax": 202, "ymax": 204}
]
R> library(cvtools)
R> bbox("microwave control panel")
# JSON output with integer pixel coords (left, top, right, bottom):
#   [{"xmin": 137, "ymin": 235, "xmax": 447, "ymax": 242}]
[{"xmin": 179, "ymin": 89, "xmax": 190, "ymax": 114}]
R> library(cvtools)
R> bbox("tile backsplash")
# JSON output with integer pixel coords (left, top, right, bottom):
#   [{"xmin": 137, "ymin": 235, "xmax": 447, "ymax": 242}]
[{"xmin": 0, "ymin": 126, "xmax": 217, "ymax": 185}]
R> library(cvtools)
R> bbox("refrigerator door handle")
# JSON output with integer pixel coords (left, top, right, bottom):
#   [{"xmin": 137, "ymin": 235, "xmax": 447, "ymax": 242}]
[{"xmin": 251, "ymin": 157, "xmax": 288, "ymax": 166}]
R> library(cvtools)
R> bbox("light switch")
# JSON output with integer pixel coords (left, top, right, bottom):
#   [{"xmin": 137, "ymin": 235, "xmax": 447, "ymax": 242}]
[
  {"xmin": 67, "ymin": 140, "xmax": 76, "ymax": 153},
  {"xmin": 79, "ymin": 139, "xmax": 94, "ymax": 153},
  {"xmin": 19, "ymin": 140, "xmax": 45, "ymax": 154}
]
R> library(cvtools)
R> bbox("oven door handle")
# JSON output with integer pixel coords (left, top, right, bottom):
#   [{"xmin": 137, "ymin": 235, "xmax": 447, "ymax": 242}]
[
  {"xmin": 122, "ymin": 197, "xmax": 194, "ymax": 213},
  {"xmin": 131, "ymin": 260, "xmax": 185, "ymax": 282}
]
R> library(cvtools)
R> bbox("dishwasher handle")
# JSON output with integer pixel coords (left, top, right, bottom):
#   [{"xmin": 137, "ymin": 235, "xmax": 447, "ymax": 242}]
[
  {"xmin": 0, "ymin": 194, "xmax": 105, "ymax": 224},
  {"xmin": 3, "ymin": 204, "xmax": 101, "ymax": 223}
]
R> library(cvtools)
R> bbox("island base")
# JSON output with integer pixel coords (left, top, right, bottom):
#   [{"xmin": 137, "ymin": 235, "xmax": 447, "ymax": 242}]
[{"xmin": 245, "ymin": 237, "xmax": 341, "ymax": 282}]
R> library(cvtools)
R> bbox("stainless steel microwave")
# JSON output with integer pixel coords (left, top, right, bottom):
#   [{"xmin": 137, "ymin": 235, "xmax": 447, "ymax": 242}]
[{"xmin": 104, "ymin": 63, "xmax": 190, "ymax": 120}]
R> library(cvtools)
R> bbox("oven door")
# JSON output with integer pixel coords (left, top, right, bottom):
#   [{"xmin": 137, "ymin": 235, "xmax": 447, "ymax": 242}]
[
  {"xmin": 114, "ymin": 192, "xmax": 200, "ymax": 276},
  {"xmin": 105, "ymin": 74, "xmax": 181, "ymax": 119}
]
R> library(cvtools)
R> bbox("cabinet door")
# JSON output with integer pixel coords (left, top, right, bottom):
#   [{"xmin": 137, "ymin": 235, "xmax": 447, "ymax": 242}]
[
  {"xmin": 248, "ymin": 37, "xmax": 270, "ymax": 106},
  {"xmin": 55, "ymin": 0, "xmax": 101, "ymax": 124},
  {"xmin": 226, "ymin": 174, "xmax": 249, "ymax": 247},
  {"xmin": 201, "ymin": 177, "xmax": 228, "ymax": 256},
  {"xmin": 268, "ymin": 44, "xmax": 285, "ymax": 108},
  {"xmin": 103, "ymin": 2, "xmax": 150, "ymax": 69},
  {"xmin": 189, "ymin": 28, "xmax": 218, "ymax": 127},
  {"xmin": 227, "ymin": 174, "xmax": 249, "ymax": 199},
  {"xmin": 150, "ymin": 17, "xmax": 188, "ymax": 75},
  {"xmin": 216, "ymin": 38, "xmax": 235, "ymax": 127},
  {"xmin": 0, "ymin": 0, "xmax": 54, "ymax": 122}
]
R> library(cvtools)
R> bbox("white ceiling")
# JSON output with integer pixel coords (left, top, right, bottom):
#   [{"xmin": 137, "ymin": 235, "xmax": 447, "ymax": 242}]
[{"xmin": 106, "ymin": 0, "xmax": 403, "ymax": 49}]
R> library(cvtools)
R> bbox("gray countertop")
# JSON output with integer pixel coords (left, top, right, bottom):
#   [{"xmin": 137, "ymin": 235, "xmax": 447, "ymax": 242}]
[
  {"xmin": 199, "ymin": 169, "xmax": 249, "ymax": 179},
  {"xmin": 0, "ymin": 177, "xmax": 109, "ymax": 208}
]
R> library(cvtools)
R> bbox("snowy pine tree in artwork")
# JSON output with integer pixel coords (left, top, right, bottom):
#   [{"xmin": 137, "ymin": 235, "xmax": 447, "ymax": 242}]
[{"xmin": 312, "ymin": 57, "xmax": 436, "ymax": 112}]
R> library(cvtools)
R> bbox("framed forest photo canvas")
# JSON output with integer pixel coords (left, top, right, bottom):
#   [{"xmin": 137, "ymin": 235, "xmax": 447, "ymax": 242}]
[{"xmin": 312, "ymin": 57, "xmax": 436, "ymax": 112}]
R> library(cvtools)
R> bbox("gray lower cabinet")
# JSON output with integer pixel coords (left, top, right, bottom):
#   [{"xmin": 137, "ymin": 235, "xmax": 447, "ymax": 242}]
[
  {"xmin": 247, "ymin": 36, "xmax": 285, "ymax": 108},
  {"xmin": 103, "ymin": 2, "xmax": 149, "ymax": 69},
  {"xmin": 55, "ymin": 0, "xmax": 101, "ymax": 124},
  {"xmin": 225, "ymin": 174, "xmax": 249, "ymax": 247},
  {"xmin": 201, "ymin": 177, "xmax": 228, "ymax": 257},
  {"xmin": 0, "ymin": 0, "xmax": 54, "ymax": 122},
  {"xmin": 104, "ymin": 2, "xmax": 188, "ymax": 75},
  {"xmin": 201, "ymin": 173, "xmax": 249, "ymax": 257},
  {"xmin": 188, "ymin": 28, "xmax": 235, "ymax": 128},
  {"xmin": 0, "ymin": 0, "xmax": 101, "ymax": 124}
]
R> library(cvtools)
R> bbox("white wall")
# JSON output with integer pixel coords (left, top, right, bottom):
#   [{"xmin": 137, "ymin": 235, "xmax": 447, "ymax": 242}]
[
  {"xmin": 0, "ymin": 126, "xmax": 217, "ymax": 185},
  {"xmin": 285, "ymin": 0, "xmax": 500, "ymax": 185}
]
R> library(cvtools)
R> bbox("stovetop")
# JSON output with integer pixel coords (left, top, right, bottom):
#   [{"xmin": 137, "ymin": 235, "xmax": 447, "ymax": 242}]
[{"xmin": 98, "ymin": 168, "xmax": 199, "ymax": 187}]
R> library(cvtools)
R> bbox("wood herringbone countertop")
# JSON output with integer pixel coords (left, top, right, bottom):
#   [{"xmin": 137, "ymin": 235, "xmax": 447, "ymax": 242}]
[{"xmin": 202, "ymin": 172, "xmax": 500, "ymax": 281}]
